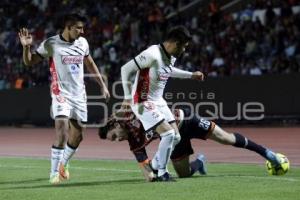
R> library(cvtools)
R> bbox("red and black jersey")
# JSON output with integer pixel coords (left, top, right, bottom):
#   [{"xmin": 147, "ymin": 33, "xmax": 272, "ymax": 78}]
[
  {"xmin": 118, "ymin": 112, "xmax": 160, "ymax": 153},
  {"xmin": 119, "ymin": 108, "xmax": 215, "ymax": 162}
]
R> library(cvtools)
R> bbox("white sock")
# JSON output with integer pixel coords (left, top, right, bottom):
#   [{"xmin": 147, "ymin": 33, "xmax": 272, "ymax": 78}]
[
  {"xmin": 151, "ymin": 152, "xmax": 159, "ymax": 170},
  {"xmin": 156, "ymin": 129, "xmax": 175, "ymax": 177},
  {"xmin": 61, "ymin": 144, "xmax": 77, "ymax": 166},
  {"xmin": 51, "ymin": 147, "xmax": 64, "ymax": 175},
  {"xmin": 172, "ymin": 133, "xmax": 181, "ymax": 151},
  {"xmin": 151, "ymin": 133, "xmax": 181, "ymax": 171}
]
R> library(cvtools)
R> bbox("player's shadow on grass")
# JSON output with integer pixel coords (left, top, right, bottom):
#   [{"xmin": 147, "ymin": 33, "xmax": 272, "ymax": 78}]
[
  {"xmin": 0, "ymin": 178, "xmax": 145, "ymax": 190},
  {"xmin": 0, "ymin": 178, "xmax": 48, "ymax": 185}
]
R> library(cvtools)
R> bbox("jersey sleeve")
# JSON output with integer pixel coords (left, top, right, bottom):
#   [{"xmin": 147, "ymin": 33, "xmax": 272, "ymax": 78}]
[
  {"xmin": 84, "ymin": 38, "xmax": 90, "ymax": 57},
  {"xmin": 132, "ymin": 148, "xmax": 149, "ymax": 163},
  {"xmin": 133, "ymin": 47, "xmax": 156, "ymax": 70},
  {"xmin": 171, "ymin": 67, "xmax": 193, "ymax": 78},
  {"xmin": 121, "ymin": 59, "xmax": 139, "ymax": 99},
  {"xmin": 36, "ymin": 39, "xmax": 51, "ymax": 58}
]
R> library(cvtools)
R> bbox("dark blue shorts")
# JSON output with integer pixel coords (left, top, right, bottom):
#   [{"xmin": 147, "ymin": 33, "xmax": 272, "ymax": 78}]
[{"xmin": 171, "ymin": 116, "xmax": 215, "ymax": 160}]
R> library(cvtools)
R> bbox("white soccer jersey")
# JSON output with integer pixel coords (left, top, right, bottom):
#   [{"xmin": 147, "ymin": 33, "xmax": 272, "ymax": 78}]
[
  {"xmin": 132, "ymin": 44, "xmax": 176, "ymax": 103},
  {"xmin": 36, "ymin": 35, "xmax": 89, "ymax": 102}
]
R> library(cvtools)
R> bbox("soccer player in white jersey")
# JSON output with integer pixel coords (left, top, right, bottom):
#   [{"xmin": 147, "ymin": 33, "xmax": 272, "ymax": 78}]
[
  {"xmin": 121, "ymin": 26, "xmax": 204, "ymax": 181},
  {"xmin": 18, "ymin": 14, "xmax": 110, "ymax": 184}
]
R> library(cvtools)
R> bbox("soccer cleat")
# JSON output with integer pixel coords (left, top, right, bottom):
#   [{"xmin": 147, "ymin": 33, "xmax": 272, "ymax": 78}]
[
  {"xmin": 265, "ymin": 149, "xmax": 281, "ymax": 168},
  {"xmin": 49, "ymin": 173, "xmax": 61, "ymax": 184},
  {"xmin": 197, "ymin": 154, "xmax": 207, "ymax": 175},
  {"xmin": 157, "ymin": 172, "xmax": 176, "ymax": 182},
  {"xmin": 59, "ymin": 162, "xmax": 70, "ymax": 180}
]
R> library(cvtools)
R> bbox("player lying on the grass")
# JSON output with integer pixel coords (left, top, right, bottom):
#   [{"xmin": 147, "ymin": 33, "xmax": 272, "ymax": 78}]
[{"xmin": 99, "ymin": 108, "xmax": 284, "ymax": 181}]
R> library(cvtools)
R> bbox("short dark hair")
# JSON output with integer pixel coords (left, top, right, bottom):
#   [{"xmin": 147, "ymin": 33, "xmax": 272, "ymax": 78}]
[
  {"xmin": 165, "ymin": 25, "xmax": 192, "ymax": 44},
  {"xmin": 98, "ymin": 117, "xmax": 117, "ymax": 139},
  {"xmin": 62, "ymin": 13, "xmax": 87, "ymax": 28}
]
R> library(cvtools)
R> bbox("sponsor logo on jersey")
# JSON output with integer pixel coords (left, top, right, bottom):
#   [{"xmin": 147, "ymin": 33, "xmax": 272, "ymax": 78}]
[
  {"xmin": 69, "ymin": 65, "xmax": 80, "ymax": 75},
  {"xmin": 138, "ymin": 55, "xmax": 146, "ymax": 62},
  {"xmin": 61, "ymin": 55, "xmax": 83, "ymax": 64}
]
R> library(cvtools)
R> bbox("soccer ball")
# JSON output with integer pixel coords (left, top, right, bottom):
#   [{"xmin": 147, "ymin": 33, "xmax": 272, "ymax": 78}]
[{"xmin": 266, "ymin": 153, "xmax": 290, "ymax": 175}]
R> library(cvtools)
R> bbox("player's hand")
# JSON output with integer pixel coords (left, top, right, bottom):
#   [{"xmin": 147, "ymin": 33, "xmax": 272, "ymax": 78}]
[
  {"xmin": 18, "ymin": 28, "xmax": 33, "ymax": 47},
  {"xmin": 139, "ymin": 161, "xmax": 157, "ymax": 182},
  {"xmin": 101, "ymin": 87, "xmax": 110, "ymax": 102},
  {"xmin": 191, "ymin": 71, "xmax": 204, "ymax": 81}
]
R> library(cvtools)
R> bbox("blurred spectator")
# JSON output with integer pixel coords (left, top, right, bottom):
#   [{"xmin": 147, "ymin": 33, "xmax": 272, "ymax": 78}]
[
  {"xmin": 239, "ymin": 4, "xmax": 254, "ymax": 22},
  {"xmin": 265, "ymin": 2, "xmax": 276, "ymax": 26},
  {"xmin": 0, "ymin": 74, "xmax": 6, "ymax": 90},
  {"xmin": 209, "ymin": 0, "xmax": 221, "ymax": 25},
  {"xmin": 0, "ymin": 0, "xmax": 300, "ymax": 91},
  {"xmin": 14, "ymin": 75, "xmax": 24, "ymax": 89},
  {"xmin": 249, "ymin": 61, "xmax": 263, "ymax": 75},
  {"xmin": 211, "ymin": 51, "xmax": 226, "ymax": 76}
]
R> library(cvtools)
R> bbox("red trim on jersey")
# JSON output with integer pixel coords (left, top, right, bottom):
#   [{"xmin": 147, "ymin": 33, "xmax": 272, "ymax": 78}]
[
  {"xmin": 49, "ymin": 57, "xmax": 60, "ymax": 95},
  {"xmin": 134, "ymin": 68, "xmax": 150, "ymax": 103}
]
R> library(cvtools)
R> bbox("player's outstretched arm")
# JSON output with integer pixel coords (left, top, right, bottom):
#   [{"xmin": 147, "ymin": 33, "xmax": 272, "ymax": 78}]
[
  {"xmin": 139, "ymin": 159, "xmax": 157, "ymax": 182},
  {"xmin": 18, "ymin": 28, "xmax": 42, "ymax": 66},
  {"xmin": 84, "ymin": 55, "xmax": 110, "ymax": 101},
  {"xmin": 133, "ymin": 150, "xmax": 156, "ymax": 182},
  {"xmin": 171, "ymin": 67, "xmax": 204, "ymax": 81}
]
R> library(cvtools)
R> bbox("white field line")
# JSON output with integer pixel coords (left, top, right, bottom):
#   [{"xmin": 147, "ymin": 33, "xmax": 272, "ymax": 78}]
[
  {"xmin": 0, "ymin": 164, "xmax": 140, "ymax": 173},
  {"xmin": 0, "ymin": 164, "xmax": 298, "ymax": 182}
]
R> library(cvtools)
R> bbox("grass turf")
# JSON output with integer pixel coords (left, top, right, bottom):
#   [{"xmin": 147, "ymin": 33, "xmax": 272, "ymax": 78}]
[{"xmin": 0, "ymin": 157, "xmax": 299, "ymax": 200}]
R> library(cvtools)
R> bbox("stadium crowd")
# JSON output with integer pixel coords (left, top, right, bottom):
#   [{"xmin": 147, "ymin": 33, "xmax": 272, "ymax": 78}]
[{"xmin": 0, "ymin": 0, "xmax": 299, "ymax": 90}]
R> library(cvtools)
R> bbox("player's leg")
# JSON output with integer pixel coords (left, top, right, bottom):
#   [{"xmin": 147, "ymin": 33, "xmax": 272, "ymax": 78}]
[
  {"xmin": 49, "ymin": 96, "xmax": 71, "ymax": 184},
  {"xmin": 151, "ymin": 121, "xmax": 181, "ymax": 180},
  {"xmin": 172, "ymin": 156, "xmax": 191, "ymax": 178},
  {"xmin": 132, "ymin": 102, "xmax": 176, "ymax": 181},
  {"xmin": 208, "ymin": 125, "xmax": 281, "ymax": 167},
  {"xmin": 172, "ymin": 154, "xmax": 206, "ymax": 178},
  {"xmin": 50, "ymin": 116, "xmax": 69, "ymax": 184},
  {"xmin": 169, "ymin": 130, "xmax": 207, "ymax": 178},
  {"xmin": 154, "ymin": 121, "xmax": 176, "ymax": 181},
  {"xmin": 144, "ymin": 122, "xmax": 176, "ymax": 180},
  {"xmin": 151, "ymin": 105, "xmax": 181, "ymax": 170},
  {"xmin": 170, "ymin": 122, "xmax": 181, "ymax": 150},
  {"xmin": 59, "ymin": 119, "xmax": 85, "ymax": 180}
]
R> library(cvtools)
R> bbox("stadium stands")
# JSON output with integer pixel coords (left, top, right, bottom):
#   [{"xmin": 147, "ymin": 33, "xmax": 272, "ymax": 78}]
[{"xmin": 0, "ymin": 0, "xmax": 299, "ymax": 90}]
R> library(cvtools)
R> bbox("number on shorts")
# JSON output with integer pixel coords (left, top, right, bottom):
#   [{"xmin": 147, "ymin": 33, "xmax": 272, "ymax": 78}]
[{"xmin": 198, "ymin": 118, "xmax": 211, "ymax": 131}]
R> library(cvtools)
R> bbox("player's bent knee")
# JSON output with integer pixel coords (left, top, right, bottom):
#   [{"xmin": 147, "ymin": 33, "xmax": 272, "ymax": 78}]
[
  {"xmin": 172, "ymin": 157, "xmax": 191, "ymax": 178},
  {"xmin": 174, "ymin": 169, "xmax": 191, "ymax": 178},
  {"xmin": 160, "ymin": 129, "xmax": 175, "ymax": 138},
  {"xmin": 174, "ymin": 133, "xmax": 181, "ymax": 146}
]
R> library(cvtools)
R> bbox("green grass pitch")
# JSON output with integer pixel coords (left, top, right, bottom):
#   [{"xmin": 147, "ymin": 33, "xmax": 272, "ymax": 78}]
[{"xmin": 0, "ymin": 158, "xmax": 299, "ymax": 200}]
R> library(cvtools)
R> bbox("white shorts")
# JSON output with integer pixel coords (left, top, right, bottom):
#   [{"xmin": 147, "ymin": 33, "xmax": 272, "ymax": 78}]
[
  {"xmin": 131, "ymin": 100, "xmax": 175, "ymax": 131},
  {"xmin": 50, "ymin": 95, "xmax": 87, "ymax": 122}
]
